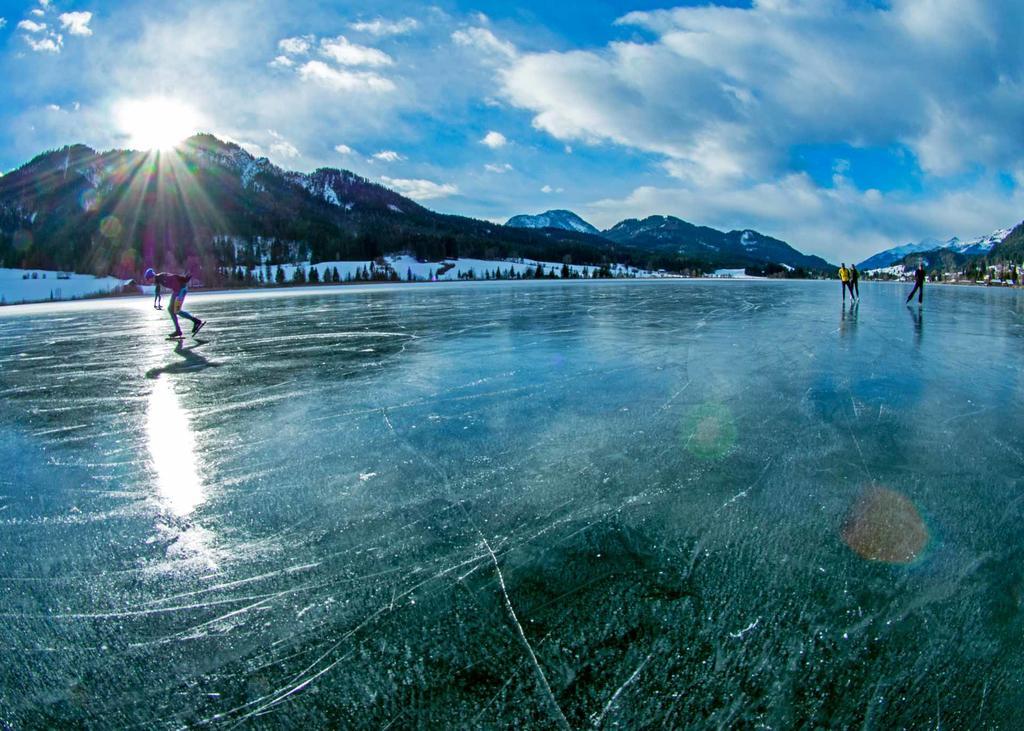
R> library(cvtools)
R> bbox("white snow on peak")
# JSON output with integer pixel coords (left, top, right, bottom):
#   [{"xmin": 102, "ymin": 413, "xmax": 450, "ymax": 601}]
[
  {"xmin": 323, "ymin": 186, "xmax": 340, "ymax": 206},
  {"xmin": 741, "ymin": 230, "xmax": 756, "ymax": 249},
  {"xmin": 387, "ymin": 204, "xmax": 403, "ymax": 214},
  {"xmin": 949, "ymin": 227, "xmax": 1012, "ymax": 254}
]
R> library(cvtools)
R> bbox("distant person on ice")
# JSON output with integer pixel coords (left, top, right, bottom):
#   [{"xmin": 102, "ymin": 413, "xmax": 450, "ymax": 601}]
[
  {"xmin": 838, "ymin": 263, "xmax": 853, "ymax": 302},
  {"xmin": 906, "ymin": 263, "xmax": 926, "ymax": 305},
  {"xmin": 850, "ymin": 264, "xmax": 860, "ymax": 299},
  {"xmin": 144, "ymin": 268, "xmax": 205, "ymax": 338}
]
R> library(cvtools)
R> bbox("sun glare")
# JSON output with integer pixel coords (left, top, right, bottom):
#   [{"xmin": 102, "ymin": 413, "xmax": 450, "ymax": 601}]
[{"xmin": 115, "ymin": 96, "xmax": 202, "ymax": 151}]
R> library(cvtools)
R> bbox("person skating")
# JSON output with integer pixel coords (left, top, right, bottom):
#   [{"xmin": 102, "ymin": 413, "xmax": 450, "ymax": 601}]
[
  {"xmin": 144, "ymin": 268, "xmax": 205, "ymax": 338},
  {"xmin": 838, "ymin": 263, "xmax": 853, "ymax": 302},
  {"xmin": 850, "ymin": 264, "xmax": 860, "ymax": 299},
  {"xmin": 906, "ymin": 263, "xmax": 925, "ymax": 305}
]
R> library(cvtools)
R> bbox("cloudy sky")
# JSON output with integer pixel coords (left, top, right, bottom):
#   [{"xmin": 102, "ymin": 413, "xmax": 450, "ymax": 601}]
[{"xmin": 1, "ymin": 0, "xmax": 1022, "ymax": 261}]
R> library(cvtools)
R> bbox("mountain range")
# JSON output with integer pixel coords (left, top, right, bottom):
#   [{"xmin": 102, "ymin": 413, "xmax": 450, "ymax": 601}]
[
  {"xmin": 857, "ymin": 227, "xmax": 1016, "ymax": 271},
  {"xmin": 507, "ymin": 211, "xmax": 833, "ymax": 273},
  {"xmin": 0, "ymin": 134, "xmax": 833, "ymax": 280}
]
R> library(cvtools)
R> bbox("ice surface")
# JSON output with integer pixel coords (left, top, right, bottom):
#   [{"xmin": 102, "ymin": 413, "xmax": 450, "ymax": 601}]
[{"xmin": 1, "ymin": 279, "xmax": 1023, "ymax": 727}]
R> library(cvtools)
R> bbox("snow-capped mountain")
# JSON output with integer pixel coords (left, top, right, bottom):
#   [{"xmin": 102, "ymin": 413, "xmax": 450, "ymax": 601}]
[
  {"xmin": 859, "ymin": 228, "xmax": 1012, "ymax": 270},
  {"xmin": 505, "ymin": 210, "xmax": 600, "ymax": 235},
  {"xmin": 856, "ymin": 239, "xmax": 944, "ymax": 270}
]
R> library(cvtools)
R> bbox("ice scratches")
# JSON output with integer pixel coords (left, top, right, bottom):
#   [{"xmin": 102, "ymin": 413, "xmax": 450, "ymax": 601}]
[
  {"xmin": 381, "ymin": 404, "xmax": 572, "ymax": 728},
  {"xmin": 592, "ymin": 650, "xmax": 655, "ymax": 728},
  {"xmin": 715, "ymin": 456, "xmax": 774, "ymax": 515},
  {"xmin": 482, "ymin": 536, "xmax": 570, "ymax": 731},
  {"xmin": 203, "ymin": 549, "xmax": 493, "ymax": 726},
  {"xmin": 729, "ymin": 617, "xmax": 760, "ymax": 639}
]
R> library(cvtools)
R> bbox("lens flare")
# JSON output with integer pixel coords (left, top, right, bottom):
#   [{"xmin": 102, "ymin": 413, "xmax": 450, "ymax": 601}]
[
  {"xmin": 841, "ymin": 485, "xmax": 929, "ymax": 564},
  {"xmin": 682, "ymin": 402, "xmax": 737, "ymax": 459},
  {"xmin": 100, "ymin": 215, "xmax": 122, "ymax": 239},
  {"xmin": 13, "ymin": 230, "xmax": 33, "ymax": 252}
]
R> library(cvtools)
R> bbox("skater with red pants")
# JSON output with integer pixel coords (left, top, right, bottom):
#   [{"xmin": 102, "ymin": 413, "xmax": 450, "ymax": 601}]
[{"xmin": 144, "ymin": 268, "xmax": 206, "ymax": 338}]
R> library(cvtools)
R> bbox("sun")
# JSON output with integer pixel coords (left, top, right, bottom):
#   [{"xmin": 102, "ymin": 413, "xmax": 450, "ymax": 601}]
[{"xmin": 115, "ymin": 96, "xmax": 202, "ymax": 151}]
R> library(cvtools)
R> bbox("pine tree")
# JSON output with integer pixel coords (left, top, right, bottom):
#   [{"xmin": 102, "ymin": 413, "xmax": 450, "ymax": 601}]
[
  {"xmin": 309, "ymin": 266, "xmax": 320, "ymax": 283},
  {"xmin": 293, "ymin": 266, "xmax": 306, "ymax": 284},
  {"xmin": 332, "ymin": 267, "xmax": 340, "ymax": 283},
  {"xmin": 275, "ymin": 266, "xmax": 285, "ymax": 284},
  {"xmin": 407, "ymin": 267, "xmax": 414, "ymax": 282}
]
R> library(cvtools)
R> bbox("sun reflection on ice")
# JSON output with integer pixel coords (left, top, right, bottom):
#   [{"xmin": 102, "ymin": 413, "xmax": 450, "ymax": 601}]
[{"xmin": 146, "ymin": 379, "xmax": 204, "ymax": 516}]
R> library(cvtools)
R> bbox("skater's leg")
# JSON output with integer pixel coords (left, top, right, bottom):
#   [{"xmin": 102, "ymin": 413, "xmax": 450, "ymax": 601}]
[
  {"xmin": 177, "ymin": 308, "xmax": 198, "ymax": 325},
  {"xmin": 167, "ymin": 293, "xmax": 187, "ymax": 335}
]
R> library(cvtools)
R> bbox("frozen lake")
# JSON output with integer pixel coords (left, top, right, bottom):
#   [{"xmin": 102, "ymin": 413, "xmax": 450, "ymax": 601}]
[{"xmin": 1, "ymin": 279, "xmax": 1022, "ymax": 727}]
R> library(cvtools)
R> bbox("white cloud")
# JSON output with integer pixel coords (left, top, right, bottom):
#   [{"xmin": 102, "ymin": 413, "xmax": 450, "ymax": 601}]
[
  {"xmin": 30, "ymin": 9, "xmax": 44, "ymax": 17},
  {"xmin": 485, "ymin": 163, "xmax": 513, "ymax": 173},
  {"xmin": 480, "ymin": 130, "xmax": 507, "ymax": 149},
  {"xmin": 319, "ymin": 36, "xmax": 392, "ymax": 67},
  {"xmin": 349, "ymin": 18, "xmax": 419, "ymax": 37},
  {"xmin": 269, "ymin": 55, "xmax": 294, "ymax": 68},
  {"xmin": 334, "ymin": 144, "xmax": 355, "ymax": 155},
  {"xmin": 541, "ymin": 185, "xmax": 564, "ymax": 194},
  {"xmin": 18, "ymin": 19, "xmax": 46, "ymax": 33},
  {"xmin": 452, "ymin": 27, "xmax": 517, "ymax": 63},
  {"xmin": 278, "ymin": 36, "xmax": 313, "ymax": 55},
  {"xmin": 268, "ymin": 130, "xmax": 299, "ymax": 159},
  {"xmin": 381, "ymin": 176, "xmax": 459, "ymax": 201},
  {"xmin": 23, "ymin": 33, "xmax": 62, "ymax": 53},
  {"xmin": 502, "ymin": 1, "xmax": 1024, "ymax": 183},
  {"xmin": 297, "ymin": 60, "xmax": 395, "ymax": 93},
  {"xmin": 59, "ymin": 11, "xmax": 92, "ymax": 37},
  {"xmin": 46, "ymin": 103, "xmax": 61, "ymax": 111},
  {"xmin": 372, "ymin": 150, "xmax": 405, "ymax": 162}
]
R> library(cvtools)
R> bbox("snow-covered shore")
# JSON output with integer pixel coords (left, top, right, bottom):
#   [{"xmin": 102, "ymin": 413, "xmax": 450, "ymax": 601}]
[
  {"xmin": 2, "ymin": 256, "xmax": 680, "ymax": 306},
  {"xmin": 0, "ymin": 268, "xmax": 129, "ymax": 306}
]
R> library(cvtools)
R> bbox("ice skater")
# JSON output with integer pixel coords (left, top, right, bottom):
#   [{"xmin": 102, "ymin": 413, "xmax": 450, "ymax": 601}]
[
  {"xmin": 144, "ymin": 268, "xmax": 205, "ymax": 338},
  {"xmin": 838, "ymin": 263, "xmax": 854, "ymax": 302},
  {"xmin": 906, "ymin": 263, "xmax": 925, "ymax": 305},
  {"xmin": 850, "ymin": 264, "xmax": 860, "ymax": 300}
]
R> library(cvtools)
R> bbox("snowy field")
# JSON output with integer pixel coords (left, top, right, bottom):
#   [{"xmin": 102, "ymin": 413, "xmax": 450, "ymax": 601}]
[
  {"xmin": 1, "ymin": 279, "xmax": 1023, "ymax": 727},
  {"xmin": 0, "ymin": 267, "xmax": 127, "ymax": 305}
]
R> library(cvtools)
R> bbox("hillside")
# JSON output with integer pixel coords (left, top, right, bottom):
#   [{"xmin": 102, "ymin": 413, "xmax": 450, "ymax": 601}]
[
  {"xmin": 989, "ymin": 221, "xmax": 1024, "ymax": 261},
  {"xmin": 602, "ymin": 215, "xmax": 833, "ymax": 272},
  {"xmin": 0, "ymin": 135, "xmax": 642, "ymax": 280}
]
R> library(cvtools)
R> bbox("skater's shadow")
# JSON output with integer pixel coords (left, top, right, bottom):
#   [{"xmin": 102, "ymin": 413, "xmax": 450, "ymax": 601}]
[
  {"xmin": 907, "ymin": 305, "xmax": 923, "ymax": 345},
  {"xmin": 839, "ymin": 300, "xmax": 858, "ymax": 337},
  {"xmin": 145, "ymin": 339, "xmax": 220, "ymax": 379}
]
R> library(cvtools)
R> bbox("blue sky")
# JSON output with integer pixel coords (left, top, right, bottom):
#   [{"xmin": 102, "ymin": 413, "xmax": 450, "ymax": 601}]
[{"xmin": 0, "ymin": 0, "xmax": 1022, "ymax": 262}]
